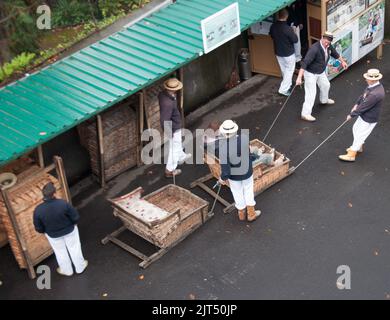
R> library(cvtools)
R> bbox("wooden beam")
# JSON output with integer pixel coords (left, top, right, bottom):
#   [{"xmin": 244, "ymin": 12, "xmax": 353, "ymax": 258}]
[
  {"xmin": 376, "ymin": 43, "xmax": 383, "ymax": 60},
  {"xmin": 137, "ymin": 91, "xmax": 144, "ymax": 167},
  {"xmin": 178, "ymin": 68, "xmax": 185, "ymax": 127},
  {"xmin": 321, "ymin": 0, "xmax": 327, "ymax": 35},
  {"xmin": 0, "ymin": 188, "xmax": 36, "ymax": 279},
  {"xmin": 97, "ymin": 115, "xmax": 105, "ymax": 188},
  {"xmin": 54, "ymin": 156, "xmax": 72, "ymax": 205},
  {"xmin": 37, "ymin": 145, "xmax": 44, "ymax": 168}
]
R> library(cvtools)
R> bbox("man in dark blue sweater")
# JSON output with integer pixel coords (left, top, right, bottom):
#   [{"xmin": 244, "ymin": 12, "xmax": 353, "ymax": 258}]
[
  {"xmin": 159, "ymin": 77, "xmax": 191, "ymax": 178},
  {"xmin": 218, "ymin": 120, "xmax": 261, "ymax": 222},
  {"xmin": 33, "ymin": 182, "xmax": 87, "ymax": 276},
  {"xmin": 269, "ymin": 9, "xmax": 298, "ymax": 96},
  {"xmin": 339, "ymin": 69, "xmax": 385, "ymax": 162},
  {"xmin": 296, "ymin": 31, "xmax": 348, "ymax": 122}
]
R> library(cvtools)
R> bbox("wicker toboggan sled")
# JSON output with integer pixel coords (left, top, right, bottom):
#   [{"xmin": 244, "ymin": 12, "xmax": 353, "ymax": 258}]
[
  {"xmin": 191, "ymin": 139, "xmax": 293, "ymax": 213},
  {"xmin": 102, "ymin": 184, "xmax": 210, "ymax": 268}
]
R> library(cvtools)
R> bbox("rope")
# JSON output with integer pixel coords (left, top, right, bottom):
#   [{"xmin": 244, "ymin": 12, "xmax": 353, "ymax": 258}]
[
  {"xmin": 293, "ymin": 119, "xmax": 349, "ymax": 171},
  {"xmin": 263, "ymin": 85, "xmax": 298, "ymax": 142}
]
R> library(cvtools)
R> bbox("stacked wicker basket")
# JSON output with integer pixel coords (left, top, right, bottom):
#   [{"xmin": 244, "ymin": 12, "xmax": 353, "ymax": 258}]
[
  {"xmin": 78, "ymin": 100, "xmax": 138, "ymax": 182},
  {"xmin": 0, "ymin": 157, "xmax": 69, "ymax": 277}
]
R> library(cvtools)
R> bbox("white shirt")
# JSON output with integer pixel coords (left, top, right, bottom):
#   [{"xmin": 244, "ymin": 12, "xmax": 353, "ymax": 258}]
[
  {"xmin": 320, "ymin": 42, "xmax": 328, "ymax": 62},
  {"xmin": 368, "ymin": 82, "xmax": 380, "ymax": 89}
]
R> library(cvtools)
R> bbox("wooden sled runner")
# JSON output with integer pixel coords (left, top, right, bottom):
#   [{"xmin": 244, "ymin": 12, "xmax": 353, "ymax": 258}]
[
  {"xmin": 191, "ymin": 139, "xmax": 294, "ymax": 213},
  {"xmin": 102, "ymin": 184, "xmax": 210, "ymax": 268}
]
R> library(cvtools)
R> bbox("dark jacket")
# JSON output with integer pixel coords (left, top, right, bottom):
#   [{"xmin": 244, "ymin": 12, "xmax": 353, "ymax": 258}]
[
  {"xmin": 269, "ymin": 21, "xmax": 298, "ymax": 57},
  {"xmin": 301, "ymin": 41, "xmax": 340, "ymax": 74},
  {"xmin": 158, "ymin": 90, "xmax": 182, "ymax": 134},
  {"xmin": 33, "ymin": 198, "xmax": 79, "ymax": 238},
  {"xmin": 219, "ymin": 134, "xmax": 254, "ymax": 181},
  {"xmin": 351, "ymin": 83, "xmax": 385, "ymax": 123}
]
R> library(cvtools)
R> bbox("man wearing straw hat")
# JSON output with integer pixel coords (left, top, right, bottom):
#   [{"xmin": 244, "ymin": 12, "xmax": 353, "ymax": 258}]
[
  {"xmin": 218, "ymin": 120, "xmax": 261, "ymax": 222},
  {"xmin": 296, "ymin": 31, "xmax": 348, "ymax": 122},
  {"xmin": 339, "ymin": 69, "xmax": 385, "ymax": 162},
  {"xmin": 33, "ymin": 182, "xmax": 88, "ymax": 276},
  {"xmin": 159, "ymin": 77, "xmax": 191, "ymax": 178}
]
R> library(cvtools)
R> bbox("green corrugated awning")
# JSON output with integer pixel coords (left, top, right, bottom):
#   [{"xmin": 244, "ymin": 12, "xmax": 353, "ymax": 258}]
[{"xmin": 0, "ymin": 0, "xmax": 293, "ymax": 166}]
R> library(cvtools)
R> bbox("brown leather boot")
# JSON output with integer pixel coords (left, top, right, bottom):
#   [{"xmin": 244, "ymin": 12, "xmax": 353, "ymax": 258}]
[
  {"xmin": 247, "ymin": 206, "xmax": 261, "ymax": 222},
  {"xmin": 346, "ymin": 145, "xmax": 363, "ymax": 153},
  {"xmin": 339, "ymin": 150, "xmax": 357, "ymax": 162},
  {"xmin": 238, "ymin": 209, "xmax": 246, "ymax": 221}
]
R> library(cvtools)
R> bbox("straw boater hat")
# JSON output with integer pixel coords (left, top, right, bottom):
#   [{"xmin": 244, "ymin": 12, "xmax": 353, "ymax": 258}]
[
  {"xmin": 219, "ymin": 119, "xmax": 239, "ymax": 138},
  {"xmin": 0, "ymin": 172, "xmax": 17, "ymax": 190},
  {"xmin": 363, "ymin": 68, "xmax": 383, "ymax": 81},
  {"xmin": 322, "ymin": 31, "xmax": 334, "ymax": 41},
  {"xmin": 164, "ymin": 78, "xmax": 183, "ymax": 91}
]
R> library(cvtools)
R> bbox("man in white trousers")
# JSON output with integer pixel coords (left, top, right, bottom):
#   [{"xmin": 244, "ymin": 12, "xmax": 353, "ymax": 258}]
[
  {"xmin": 296, "ymin": 31, "xmax": 348, "ymax": 122},
  {"xmin": 269, "ymin": 9, "xmax": 298, "ymax": 96},
  {"xmin": 33, "ymin": 182, "xmax": 87, "ymax": 276},
  {"xmin": 339, "ymin": 69, "xmax": 385, "ymax": 162},
  {"xmin": 159, "ymin": 78, "xmax": 191, "ymax": 178},
  {"xmin": 218, "ymin": 120, "xmax": 261, "ymax": 222}
]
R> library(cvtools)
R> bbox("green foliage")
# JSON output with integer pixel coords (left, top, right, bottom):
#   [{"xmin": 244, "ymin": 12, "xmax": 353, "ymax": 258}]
[
  {"xmin": 52, "ymin": 0, "xmax": 95, "ymax": 28},
  {"xmin": 98, "ymin": 0, "xmax": 149, "ymax": 18},
  {"xmin": 0, "ymin": 52, "xmax": 36, "ymax": 82},
  {"xmin": 6, "ymin": 2, "xmax": 39, "ymax": 54}
]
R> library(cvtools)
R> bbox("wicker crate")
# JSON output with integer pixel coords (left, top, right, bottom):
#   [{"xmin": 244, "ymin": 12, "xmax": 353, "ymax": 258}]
[
  {"xmin": 0, "ymin": 158, "xmax": 41, "ymax": 248},
  {"xmin": 110, "ymin": 185, "xmax": 209, "ymax": 248},
  {"xmin": 0, "ymin": 171, "xmax": 65, "ymax": 269},
  {"xmin": 205, "ymin": 139, "xmax": 290, "ymax": 193},
  {"xmin": 78, "ymin": 100, "xmax": 139, "ymax": 181}
]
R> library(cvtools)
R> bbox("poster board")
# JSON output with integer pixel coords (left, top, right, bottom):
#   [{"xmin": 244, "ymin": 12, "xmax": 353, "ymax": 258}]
[
  {"xmin": 326, "ymin": 0, "xmax": 385, "ymax": 79},
  {"xmin": 201, "ymin": 3, "xmax": 241, "ymax": 54}
]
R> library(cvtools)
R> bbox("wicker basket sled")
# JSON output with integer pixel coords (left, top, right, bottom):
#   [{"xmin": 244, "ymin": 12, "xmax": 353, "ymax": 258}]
[
  {"xmin": 102, "ymin": 184, "xmax": 210, "ymax": 268},
  {"xmin": 191, "ymin": 139, "xmax": 293, "ymax": 213}
]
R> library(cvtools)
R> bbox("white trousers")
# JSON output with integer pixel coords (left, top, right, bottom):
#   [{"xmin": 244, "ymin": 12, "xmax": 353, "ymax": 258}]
[
  {"xmin": 301, "ymin": 71, "xmax": 330, "ymax": 117},
  {"xmin": 166, "ymin": 130, "xmax": 186, "ymax": 172},
  {"xmin": 276, "ymin": 54, "xmax": 296, "ymax": 94},
  {"xmin": 46, "ymin": 226, "xmax": 86, "ymax": 275},
  {"xmin": 293, "ymin": 26, "xmax": 302, "ymax": 62},
  {"xmin": 350, "ymin": 117, "xmax": 377, "ymax": 151},
  {"xmin": 228, "ymin": 175, "xmax": 256, "ymax": 210}
]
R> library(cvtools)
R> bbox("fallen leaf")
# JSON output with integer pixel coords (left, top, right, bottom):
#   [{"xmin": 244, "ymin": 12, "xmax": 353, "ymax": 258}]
[
  {"xmin": 139, "ymin": 275, "xmax": 145, "ymax": 280},
  {"xmin": 189, "ymin": 293, "xmax": 196, "ymax": 300},
  {"xmin": 348, "ymin": 203, "xmax": 353, "ymax": 208}
]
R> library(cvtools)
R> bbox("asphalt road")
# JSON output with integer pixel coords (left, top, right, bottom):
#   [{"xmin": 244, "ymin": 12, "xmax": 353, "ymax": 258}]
[{"xmin": 1, "ymin": 45, "xmax": 389, "ymax": 300}]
